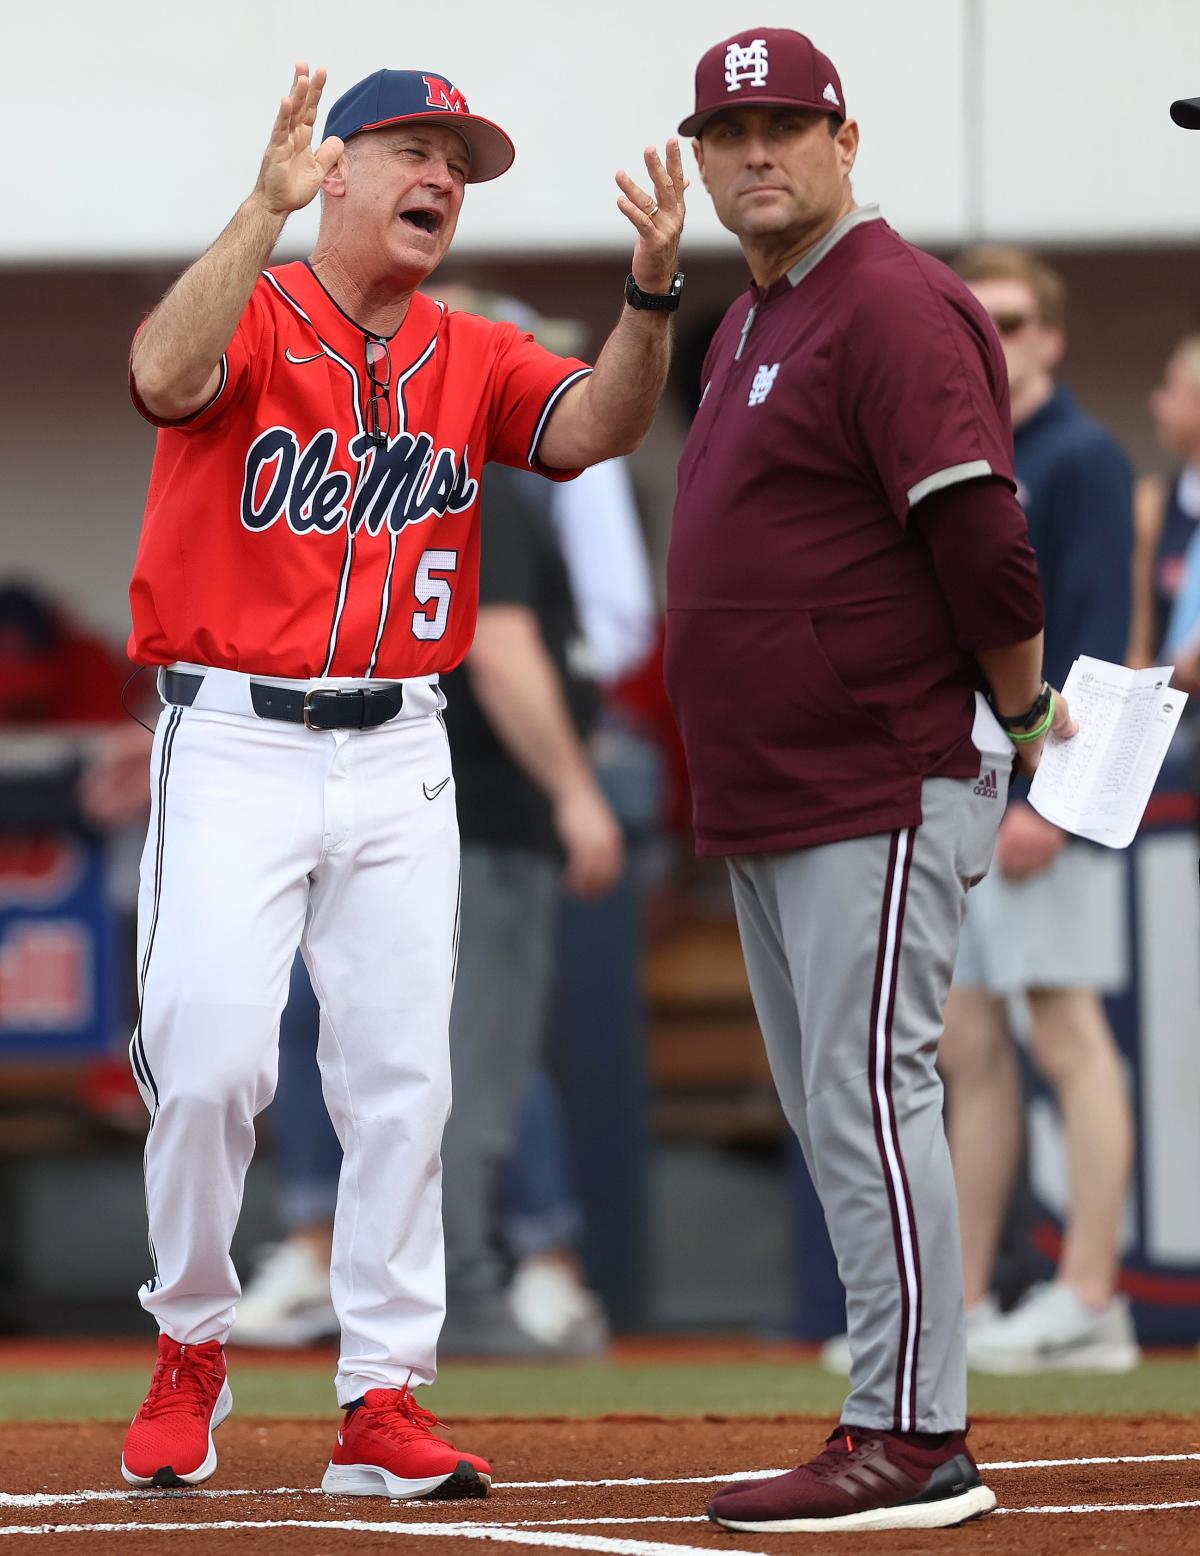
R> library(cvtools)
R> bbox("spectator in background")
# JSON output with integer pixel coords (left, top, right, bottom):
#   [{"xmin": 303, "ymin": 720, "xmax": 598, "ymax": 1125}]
[
  {"xmin": 939, "ymin": 247, "xmax": 1138, "ymax": 1372},
  {"xmin": 0, "ymin": 581, "xmax": 158, "ymax": 1129},
  {"xmin": 522, "ymin": 426, "xmax": 664, "ymax": 1342},
  {"xmin": 1133, "ymin": 337, "xmax": 1200, "ymax": 680},
  {"xmin": 436, "ymin": 455, "xmax": 623, "ymax": 1353},
  {"xmin": 0, "ymin": 583, "xmax": 161, "ymax": 837},
  {"xmin": 0, "ymin": 583, "xmax": 130, "ymax": 731}
]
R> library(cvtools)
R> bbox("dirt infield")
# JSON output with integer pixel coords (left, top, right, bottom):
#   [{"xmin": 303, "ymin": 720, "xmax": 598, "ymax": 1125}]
[{"xmin": 2, "ymin": 1415, "xmax": 1198, "ymax": 1553}]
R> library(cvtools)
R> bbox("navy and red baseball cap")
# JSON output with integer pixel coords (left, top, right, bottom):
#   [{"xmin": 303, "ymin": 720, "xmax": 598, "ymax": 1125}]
[
  {"xmin": 324, "ymin": 69, "xmax": 515, "ymax": 182},
  {"xmin": 678, "ymin": 27, "xmax": 846, "ymax": 137},
  {"xmin": 1170, "ymin": 96, "xmax": 1200, "ymax": 129}
]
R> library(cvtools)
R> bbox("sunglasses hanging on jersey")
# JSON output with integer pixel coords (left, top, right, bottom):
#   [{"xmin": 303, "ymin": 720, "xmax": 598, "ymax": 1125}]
[{"xmin": 365, "ymin": 336, "xmax": 393, "ymax": 447}]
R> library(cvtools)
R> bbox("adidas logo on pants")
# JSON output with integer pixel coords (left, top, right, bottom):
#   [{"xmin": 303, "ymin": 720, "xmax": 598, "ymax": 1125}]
[{"xmin": 973, "ymin": 768, "xmax": 999, "ymax": 799}]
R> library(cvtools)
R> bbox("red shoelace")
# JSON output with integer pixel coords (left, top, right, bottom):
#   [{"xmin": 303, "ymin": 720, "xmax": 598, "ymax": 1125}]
[
  {"xmin": 360, "ymin": 1387, "xmax": 446, "ymax": 1443},
  {"xmin": 138, "ymin": 1347, "xmax": 223, "ymax": 1421}
]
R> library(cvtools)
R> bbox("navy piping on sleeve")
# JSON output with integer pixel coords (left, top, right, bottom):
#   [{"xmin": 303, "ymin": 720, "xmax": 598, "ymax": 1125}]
[
  {"xmin": 528, "ymin": 368, "xmax": 593, "ymax": 468},
  {"xmin": 134, "ymin": 354, "xmax": 230, "ymax": 428}
]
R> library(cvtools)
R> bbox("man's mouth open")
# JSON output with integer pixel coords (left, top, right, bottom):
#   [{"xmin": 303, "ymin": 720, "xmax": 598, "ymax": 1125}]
[{"xmin": 400, "ymin": 208, "xmax": 444, "ymax": 236}]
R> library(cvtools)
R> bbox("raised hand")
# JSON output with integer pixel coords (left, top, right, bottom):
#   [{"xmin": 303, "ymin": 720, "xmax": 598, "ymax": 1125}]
[
  {"xmin": 615, "ymin": 138, "xmax": 687, "ymax": 295},
  {"xmin": 255, "ymin": 62, "xmax": 344, "ymax": 216}
]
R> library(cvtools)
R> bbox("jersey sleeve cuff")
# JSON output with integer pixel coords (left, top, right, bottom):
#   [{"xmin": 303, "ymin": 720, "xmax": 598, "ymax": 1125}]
[
  {"xmin": 906, "ymin": 459, "xmax": 998, "ymax": 510},
  {"xmin": 528, "ymin": 367, "xmax": 593, "ymax": 481},
  {"xmin": 128, "ymin": 355, "xmax": 230, "ymax": 430}
]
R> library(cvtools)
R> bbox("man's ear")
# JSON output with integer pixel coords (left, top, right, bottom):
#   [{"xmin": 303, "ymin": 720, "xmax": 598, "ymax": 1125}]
[
  {"xmin": 691, "ymin": 135, "xmax": 709, "ymax": 192},
  {"xmin": 835, "ymin": 118, "xmax": 859, "ymax": 177},
  {"xmin": 322, "ymin": 149, "xmax": 351, "ymax": 200}
]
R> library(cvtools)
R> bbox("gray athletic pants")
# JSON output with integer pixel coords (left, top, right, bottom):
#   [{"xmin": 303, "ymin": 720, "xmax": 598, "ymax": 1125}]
[
  {"xmin": 727, "ymin": 765, "xmax": 1007, "ymax": 1432},
  {"xmin": 440, "ymin": 843, "xmax": 559, "ymax": 1305}
]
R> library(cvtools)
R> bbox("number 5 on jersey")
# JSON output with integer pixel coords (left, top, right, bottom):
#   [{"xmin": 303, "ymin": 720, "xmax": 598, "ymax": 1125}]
[{"xmin": 412, "ymin": 549, "xmax": 459, "ymax": 641}]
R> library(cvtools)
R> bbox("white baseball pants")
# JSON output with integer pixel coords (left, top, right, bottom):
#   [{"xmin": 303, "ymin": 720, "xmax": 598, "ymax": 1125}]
[{"xmin": 130, "ymin": 667, "xmax": 459, "ymax": 1404}]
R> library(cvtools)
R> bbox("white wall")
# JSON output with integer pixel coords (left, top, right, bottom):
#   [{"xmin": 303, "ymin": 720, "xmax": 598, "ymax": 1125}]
[
  {"xmin": 11, "ymin": 0, "xmax": 1199, "ymax": 263},
  {"xmin": 979, "ymin": 0, "xmax": 1200, "ymax": 241}
]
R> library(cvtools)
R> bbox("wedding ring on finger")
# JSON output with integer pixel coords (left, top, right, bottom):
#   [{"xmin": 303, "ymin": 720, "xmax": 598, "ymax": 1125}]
[{"xmin": 647, "ymin": 201, "xmax": 659, "ymax": 217}]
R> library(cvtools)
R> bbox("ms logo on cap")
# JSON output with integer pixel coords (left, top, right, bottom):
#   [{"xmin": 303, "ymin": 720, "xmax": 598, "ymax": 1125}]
[
  {"xmin": 423, "ymin": 75, "xmax": 468, "ymax": 113},
  {"xmin": 725, "ymin": 38, "xmax": 770, "ymax": 91}
]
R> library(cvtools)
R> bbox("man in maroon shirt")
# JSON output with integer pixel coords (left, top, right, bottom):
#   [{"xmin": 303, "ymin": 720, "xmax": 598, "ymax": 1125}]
[{"xmin": 666, "ymin": 28, "xmax": 1073, "ymax": 1534}]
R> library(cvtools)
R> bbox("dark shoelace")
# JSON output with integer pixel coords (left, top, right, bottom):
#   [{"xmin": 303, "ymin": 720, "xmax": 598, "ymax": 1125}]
[{"xmin": 804, "ymin": 1429, "xmax": 859, "ymax": 1480}]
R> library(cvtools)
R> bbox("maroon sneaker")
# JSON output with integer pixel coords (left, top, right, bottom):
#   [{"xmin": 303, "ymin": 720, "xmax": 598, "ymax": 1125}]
[
  {"xmin": 121, "ymin": 1335, "xmax": 232, "ymax": 1488},
  {"xmin": 707, "ymin": 1425, "xmax": 996, "ymax": 1532},
  {"xmin": 321, "ymin": 1386, "xmax": 492, "ymax": 1500}
]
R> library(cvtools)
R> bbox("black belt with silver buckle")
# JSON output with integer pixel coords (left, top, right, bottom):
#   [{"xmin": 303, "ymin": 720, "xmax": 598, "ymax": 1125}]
[{"xmin": 161, "ymin": 670, "xmax": 406, "ymax": 730}]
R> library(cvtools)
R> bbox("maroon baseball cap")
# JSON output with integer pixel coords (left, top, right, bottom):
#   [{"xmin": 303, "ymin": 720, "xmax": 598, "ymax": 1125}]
[{"xmin": 678, "ymin": 27, "xmax": 846, "ymax": 137}]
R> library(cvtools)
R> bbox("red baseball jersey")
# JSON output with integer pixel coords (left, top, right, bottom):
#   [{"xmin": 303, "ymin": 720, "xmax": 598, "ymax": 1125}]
[{"xmin": 128, "ymin": 261, "xmax": 591, "ymax": 679}]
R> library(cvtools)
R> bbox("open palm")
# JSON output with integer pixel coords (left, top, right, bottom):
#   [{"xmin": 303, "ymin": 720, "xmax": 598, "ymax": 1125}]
[{"xmin": 257, "ymin": 62, "xmax": 344, "ymax": 216}]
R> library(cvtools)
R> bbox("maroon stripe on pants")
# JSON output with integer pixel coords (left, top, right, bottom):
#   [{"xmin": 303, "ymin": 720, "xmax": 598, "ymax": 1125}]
[
  {"xmin": 880, "ymin": 831, "xmax": 923, "ymax": 1429},
  {"xmin": 866, "ymin": 831, "xmax": 912, "ymax": 1431}
]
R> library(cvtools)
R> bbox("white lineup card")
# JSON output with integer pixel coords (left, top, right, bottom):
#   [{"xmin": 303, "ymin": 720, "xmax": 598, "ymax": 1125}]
[{"xmin": 1028, "ymin": 656, "xmax": 1188, "ymax": 849}]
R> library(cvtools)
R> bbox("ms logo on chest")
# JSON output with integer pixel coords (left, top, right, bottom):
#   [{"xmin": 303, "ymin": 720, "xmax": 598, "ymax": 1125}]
[{"xmin": 748, "ymin": 364, "xmax": 780, "ymax": 407}]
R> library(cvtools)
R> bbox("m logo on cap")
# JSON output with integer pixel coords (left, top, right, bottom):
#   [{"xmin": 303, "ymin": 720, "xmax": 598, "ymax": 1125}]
[
  {"xmin": 423, "ymin": 75, "xmax": 468, "ymax": 113},
  {"xmin": 724, "ymin": 38, "xmax": 769, "ymax": 92}
]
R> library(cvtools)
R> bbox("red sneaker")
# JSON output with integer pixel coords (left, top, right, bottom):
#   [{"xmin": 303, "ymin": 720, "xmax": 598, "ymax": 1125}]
[
  {"xmin": 321, "ymin": 1387, "xmax": 492, "ymax": 1500},
  {"xmin": 707, "ymin": 1424, "xmax": 996, "ymax": 1532},
  {"xmin": 121, "ymin": 1335, "xmax": 232, "ymax": 1488}
]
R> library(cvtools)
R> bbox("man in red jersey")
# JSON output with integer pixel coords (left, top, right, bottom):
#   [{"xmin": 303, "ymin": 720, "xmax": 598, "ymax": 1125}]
[
  {"xmin": 120, "ymin": 62, "xmax": 685, "ymax": 1498},
  {"xmin": 664, "ymin": 28, "xmax": 1072, "ymax": 1534}
]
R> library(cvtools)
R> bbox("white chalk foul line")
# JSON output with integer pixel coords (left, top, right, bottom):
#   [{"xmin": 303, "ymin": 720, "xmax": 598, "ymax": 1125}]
[
  {"xmin": 979, "ymin": 1451, "xmax": 1200, "ymax": 1471},
  {"xmin": 0, "ymin": 1487, "xmax": 311, "ymax": 1509},
  {"xmin": 3, "ymin": 1453, "xmax": 1200, "ymax": 1509},
  {"xmin": 0, "ymin": 1479, "xmax": 753, "ymax": 1510},
  {"xmin": 496, "ymin": 1474, "xmax": 777, "ymax": 1489},
  {"xmin": 5, "ymin": 1503, "xmax": 1200, "ymax": 1542},
  {"xmin": 506, "ymin": 1452, "xmax": 1200, "ymax": 1485},
  {"xmin": 0, "ymin": 1519, "xmax": 769, "ymax": 1555},
  {"xmin": 998, "ymin": 1500, "xmax": 1200, "ymax": 1515},
  {"xmin": 483, "ymin": 1521, "xmax": 703, "ymax": 1529}
]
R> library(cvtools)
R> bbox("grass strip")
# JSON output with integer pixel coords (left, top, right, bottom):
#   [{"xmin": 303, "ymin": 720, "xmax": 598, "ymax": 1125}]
[{"xmin": 0, "ymin": 1358, "xmax": 1197, "ymax": 1422}]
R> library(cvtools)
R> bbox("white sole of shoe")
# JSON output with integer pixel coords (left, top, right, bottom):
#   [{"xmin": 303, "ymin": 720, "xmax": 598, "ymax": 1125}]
[
  {"xmin": 711, "ymin": 1483, "xmax": 997, "ymax": 1533},
  {"xmin": 321, "ymin": 1461, "xmax": 492, "ymax": 1499},
  {"xmin": 969, "ymin": 1342, "xmax": 1141, "ymax": 1375},
  {"xmin": 120, "ymin": 1380, "xmax": 233, "ymax": 1488}
]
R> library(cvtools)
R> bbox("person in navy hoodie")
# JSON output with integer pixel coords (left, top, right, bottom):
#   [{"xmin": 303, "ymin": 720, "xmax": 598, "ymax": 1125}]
[{"xmin": 940, "ymin": 245, "xmax": 1137, "ymax": 1374}]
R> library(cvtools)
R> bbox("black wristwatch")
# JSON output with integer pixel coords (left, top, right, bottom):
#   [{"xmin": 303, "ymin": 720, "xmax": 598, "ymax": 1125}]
[
  {"xmin": 624, "ymin": 272, "xmax": 685, "ymax": 312},
  {"xmin": 993, "ymin": 681, "xmax": 1053, "ymax": 732}
]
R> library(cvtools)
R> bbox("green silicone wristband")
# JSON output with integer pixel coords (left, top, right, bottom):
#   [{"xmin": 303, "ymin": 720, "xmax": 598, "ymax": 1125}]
[{"xmin": 1008, "ymin": 691, "xmax": 1056, "ymax": 744}]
